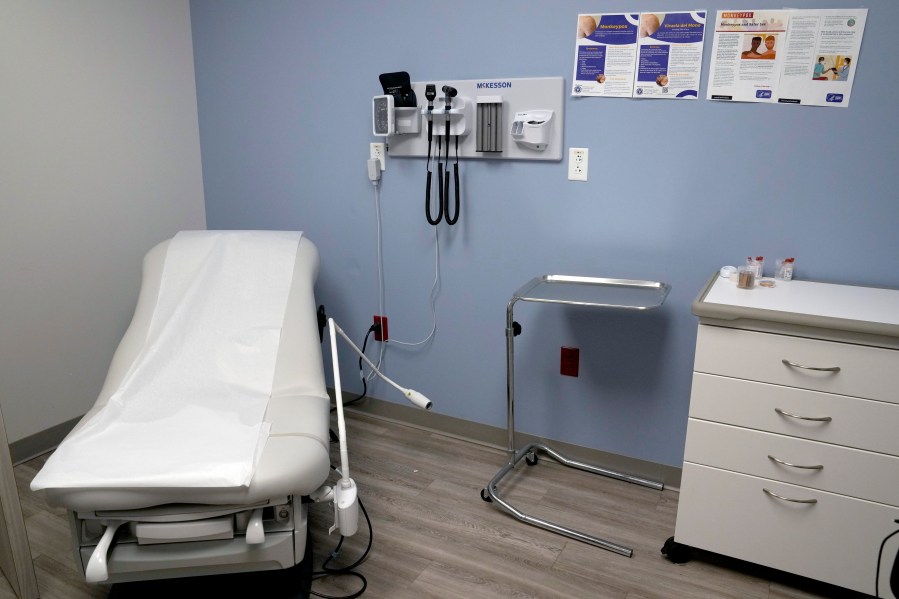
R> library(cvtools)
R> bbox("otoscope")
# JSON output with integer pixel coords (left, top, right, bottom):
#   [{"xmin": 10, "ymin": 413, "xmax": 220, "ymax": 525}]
[
  {"xmin": 425, "ymin": 85, "xmax": 442, "ymax": 225},
  {"xmin": 441, "ymin": 85, "xmax": 460, "ymax": 225}
]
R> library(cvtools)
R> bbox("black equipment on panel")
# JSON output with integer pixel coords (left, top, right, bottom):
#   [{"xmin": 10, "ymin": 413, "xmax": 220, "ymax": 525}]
[
  {"xmin": 425, "ymin": 84, "xmax": 460, "ymax": 226},
  {"xmin": 378, "ymin": 71, "xmax": 417, "ymax": 108},
  {"xmin": 424, "ymin": 85, "xmax": 442, "ymax": 225}
]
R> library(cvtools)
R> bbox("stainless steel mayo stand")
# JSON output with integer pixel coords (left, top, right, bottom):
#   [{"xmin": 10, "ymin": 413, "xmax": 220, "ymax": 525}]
[{"xmin": 481, "ymin": 275, "xmax": 671, "ymax": 557}]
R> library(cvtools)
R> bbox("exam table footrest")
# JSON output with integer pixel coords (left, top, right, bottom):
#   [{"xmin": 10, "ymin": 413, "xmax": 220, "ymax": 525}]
[
  {"xmin": 79, "ymin": 532, "xmax": 298, "ymax": 584},
  {"xmin": 73, "ymin": 497, "xmax": 307, "ymax": 584}
]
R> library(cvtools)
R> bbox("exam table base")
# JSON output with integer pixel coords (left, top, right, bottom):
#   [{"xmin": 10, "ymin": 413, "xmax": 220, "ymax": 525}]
[
  {"xmin": 483, "ymin": 442, "xmax": 664, "ymax": 558},
  {"xmin": 72, "ymin": 497, "xmax": 309, "ymax": 584}
]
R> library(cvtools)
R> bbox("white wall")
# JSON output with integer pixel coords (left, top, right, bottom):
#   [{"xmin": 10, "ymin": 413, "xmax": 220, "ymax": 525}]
[{"xmin": 0, "ymin": 1, "xmax": 206, "ymax": 443}]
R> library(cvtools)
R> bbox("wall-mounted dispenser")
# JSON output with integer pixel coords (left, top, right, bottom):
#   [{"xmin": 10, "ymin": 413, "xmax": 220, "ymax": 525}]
[
  {"xmin": 476, "ymin": 96, "xmax": 503, "ymax": 153},
  {"xmin": 510, "ymin": 110, "xmax": 553, "ymax": 151}
]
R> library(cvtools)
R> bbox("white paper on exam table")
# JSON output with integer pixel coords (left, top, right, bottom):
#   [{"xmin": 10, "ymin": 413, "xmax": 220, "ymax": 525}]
[{"xmin": 31, "ymin": 230, "xmax": 302, "ymax": 490}]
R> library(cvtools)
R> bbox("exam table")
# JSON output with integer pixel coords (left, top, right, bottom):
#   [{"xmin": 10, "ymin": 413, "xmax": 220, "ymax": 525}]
[{"xmin": 31, "ymin": 233, "xmax": 332, "ymax": 585}]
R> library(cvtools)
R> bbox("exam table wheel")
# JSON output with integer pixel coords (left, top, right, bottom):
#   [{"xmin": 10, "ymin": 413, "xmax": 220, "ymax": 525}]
[
  {"xmin": 661, "ymin": 536, "xmax": 693, "ymax": 564},
  {"xmin": 480, "ymin": 487, "xmax": 493, "ymax": 502},
  {"xmin": 525, "ymin": 452, "xmax": 538, "ymax": 466}
]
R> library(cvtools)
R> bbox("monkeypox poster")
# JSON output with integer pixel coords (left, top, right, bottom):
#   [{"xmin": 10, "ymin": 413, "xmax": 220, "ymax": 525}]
[
  {"xmin": 572, "ymin": 13, "xmax": 639, "ymax": 98},
  {"xmin": 707, "ymin": 8, "xmax": 867, "ymax": 107}
]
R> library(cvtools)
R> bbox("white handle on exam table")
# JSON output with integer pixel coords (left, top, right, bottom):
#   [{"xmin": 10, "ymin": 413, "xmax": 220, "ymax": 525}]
[
  {"xmin": 245, "ymin": 508, "xmax": 265, "ymax": 544},
  {"xmin": 85, "ymin": 520, "xmax": 126, "ymax": 583}
]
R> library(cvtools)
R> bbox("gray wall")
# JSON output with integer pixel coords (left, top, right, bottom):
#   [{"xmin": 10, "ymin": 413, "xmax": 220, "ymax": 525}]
[{"xmin": 0, "ymin": 0, "xmax": 206, "ymax": 443}]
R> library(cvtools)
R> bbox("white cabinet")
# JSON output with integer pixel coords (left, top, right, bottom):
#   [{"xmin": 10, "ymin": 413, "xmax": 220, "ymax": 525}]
[{"xmin": 674, "ymin": 275, "xmax": 899, "ymax": 596}]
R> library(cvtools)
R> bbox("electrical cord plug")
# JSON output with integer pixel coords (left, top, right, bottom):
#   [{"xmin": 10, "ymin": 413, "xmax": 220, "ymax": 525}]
[{"xmin": 367, "ymin": 158, "xmax": 381, "ymax": 184}]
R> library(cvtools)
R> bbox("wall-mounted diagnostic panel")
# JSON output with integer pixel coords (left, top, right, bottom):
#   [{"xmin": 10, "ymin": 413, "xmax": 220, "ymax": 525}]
[{"xmin": 385, "ymin": 77, "xmax": 564, "ymax": 162}]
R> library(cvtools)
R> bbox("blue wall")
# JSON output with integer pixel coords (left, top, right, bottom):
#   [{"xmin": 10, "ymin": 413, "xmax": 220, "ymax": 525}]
[{"xmin": 190, "ymin": 1, "xmax": 899, "ymax": 468}]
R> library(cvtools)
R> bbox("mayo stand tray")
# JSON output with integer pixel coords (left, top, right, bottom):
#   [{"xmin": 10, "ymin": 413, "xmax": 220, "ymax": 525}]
[{"xmin": 481, "ymin": 275, "xmax": 671, "ymax": 557}]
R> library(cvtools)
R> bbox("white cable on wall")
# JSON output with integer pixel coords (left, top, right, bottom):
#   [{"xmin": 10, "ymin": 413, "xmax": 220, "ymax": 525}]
[
  {"xmin": 368, "ymin": 169, "xmax": 441, "ymax": 362},
  {"xmin": 390, "ymin": 227, "xmax": 440, "ymax": 348},
  {"xmin": 365, "ymin": 181, "xmax": 386, "ymax": 382}
]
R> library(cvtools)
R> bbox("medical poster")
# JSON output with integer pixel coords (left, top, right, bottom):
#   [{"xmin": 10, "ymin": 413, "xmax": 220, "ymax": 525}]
[
  {"xmin": 776, "ymin": 9, "xmax": 867, "ymax": 107},
  {"xmin": 572, "ymin": 13, "xmax": 639, "ymax": 98},
  {"xmin": 633, "ymin": 12, "xmax": 707, "ymax": 99},
  {"xmin": 707, "ymin": 10, "xmax": 789, "ymax": 102}
]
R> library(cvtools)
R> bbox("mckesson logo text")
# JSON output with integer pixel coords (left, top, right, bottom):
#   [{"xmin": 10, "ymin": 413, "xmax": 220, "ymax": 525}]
[{"xmin": 476, "ymin": 81, "xmax": 512, "ymax": 89}]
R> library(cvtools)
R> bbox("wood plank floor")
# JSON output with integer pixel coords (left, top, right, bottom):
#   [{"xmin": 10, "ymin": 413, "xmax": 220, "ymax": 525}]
[{"xmin": 2, "ymin": 412, "xmax": 871, "ymax": 598}]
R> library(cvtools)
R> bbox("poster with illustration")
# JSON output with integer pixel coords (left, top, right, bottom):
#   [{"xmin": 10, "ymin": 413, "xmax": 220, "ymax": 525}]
[
  {"xmin": 572, "ymin": 13, "xmax": 639, "ymax": 98},
  {"xmin": 633, "ymin": 11, "xmax": 707, "ymax": 99},
  {"xmin": 776, "ymin": 9, "xmax": 867, "ymax": 107},
  {"xmin": 707, "ymin": 10, "xmax": 789, "ymax": 102}
]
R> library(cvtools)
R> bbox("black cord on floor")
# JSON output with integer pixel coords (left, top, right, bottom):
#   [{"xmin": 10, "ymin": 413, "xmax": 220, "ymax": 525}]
[
  {"xmin": 309, "ymin": 499, "xmax": 373, "ymax": 599},
  {"xmin": 310, "ymin": 487, "xmax": 374, "ymax": 598},
  {"xmin": 875, "ymin": 522, "xmax": 899, "ymax": 598}
]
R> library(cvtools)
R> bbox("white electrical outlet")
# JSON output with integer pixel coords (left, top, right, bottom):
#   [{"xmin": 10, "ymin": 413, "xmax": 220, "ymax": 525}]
[
  {"xmin": 568, "ymin": 147, "xmax": 588, "ymax": 181},
  {"xmin": 370, "ymin": 142, "xmax": 386, "ymax": 171}
]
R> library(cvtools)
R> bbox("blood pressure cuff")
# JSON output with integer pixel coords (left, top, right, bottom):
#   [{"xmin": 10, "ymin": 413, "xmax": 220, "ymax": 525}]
[{"xmin": 379, "ymin": 71, "xmax": 417, "ymax": 107}]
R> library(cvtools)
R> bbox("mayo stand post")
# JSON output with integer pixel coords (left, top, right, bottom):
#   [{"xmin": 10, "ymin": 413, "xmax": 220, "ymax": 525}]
[{"xmin": 481, "ymin": 275, "xmax": 671, "ymax": 557}]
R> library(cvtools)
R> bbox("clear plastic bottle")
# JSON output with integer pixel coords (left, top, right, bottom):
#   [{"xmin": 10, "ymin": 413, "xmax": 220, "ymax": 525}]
[
  {"xmin": 746, "ymin": 256, "xmax": 765, "ymax": 278},
  {"xmin": 775, "ymin": 257, "xmax": 795, "ymax": 281},
  {"xmin": 737, "ymin": 265, "xmax": 755, "ymax": 289}
]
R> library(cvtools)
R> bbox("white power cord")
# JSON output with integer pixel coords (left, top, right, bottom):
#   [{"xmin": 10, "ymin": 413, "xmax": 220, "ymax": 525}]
[
  {"xmin": 366, "ymin": 159, "xmax": 385, "ymax": 381},
  {"xmin": 364, "ymin": 155, "xmax": 441, "ymax": 372},
  {"xmin": 390, "ymin": 227, "xmax": 440, "ymax": 347}
]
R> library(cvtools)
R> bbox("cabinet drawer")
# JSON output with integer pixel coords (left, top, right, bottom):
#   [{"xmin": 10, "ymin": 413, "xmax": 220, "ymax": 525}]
[
  {"xmin": 684, "ymin": 419, "xmax": 899, "ymax": 506},
  {"xmin": 695, "ymin": 325, "xmax": 899, "ymax": 403},
  {"xmin": 690, "ymin": 373, "xmax": 899, "ymax": 456},
  {"xmin": 675, "ymin": 463, "xmax": 899, "ymax": 596}
]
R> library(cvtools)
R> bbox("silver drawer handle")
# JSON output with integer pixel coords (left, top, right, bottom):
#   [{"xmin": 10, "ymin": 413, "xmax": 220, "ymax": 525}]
[
  {"xmin": 768, "ymin": 455, "xmax": 824, "ymax": 470},
  {"xmin": 781, "ymin": 359, "xmax": 841, "ymax": 373},
  {"xmin": 762, "ymin": 488, "xmax": 818, "ymax": 504},
  {"xmin": 774, "ymin": 407, "xmax": 833, "ymax": 422}
]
